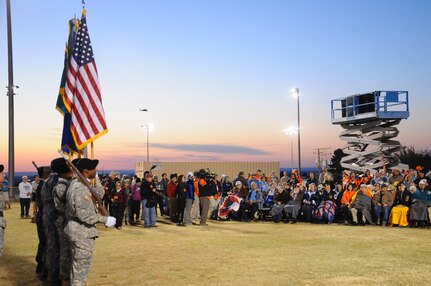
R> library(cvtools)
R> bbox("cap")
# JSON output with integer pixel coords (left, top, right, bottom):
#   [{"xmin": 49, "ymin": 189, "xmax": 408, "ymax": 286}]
[
  {"xmin": 388, "ymin": 184, "xmax": 396, "ymax": 191},
  {"xmin": 343, "ymin": 170, "xmax": 350, "ymax": 175},
  {"xmin": 360, "ymin": 184, "xmax": 367, "ymax": 188},
  {"xmin": 235, "ymin": 181, "xmax": 242, "ymax": 186},
  {"xmin": 72, "ymin": 158, "xmax": 99, "ymax": 171},
  {"xmin": 50, "ymin": 158, "xmax": 70, "ymax": 174},
  {"xmin": 419, "ymin": 179, "xmax": 428, "ymax": 185},
  {"xmin": 381, "ymin": 183, "xmax": 388, "ymax": 188}
]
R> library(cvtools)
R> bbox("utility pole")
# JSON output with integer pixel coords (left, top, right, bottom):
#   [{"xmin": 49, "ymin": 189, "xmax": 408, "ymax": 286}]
[
  {"xmin": 7, "ymin": 0, "xmax": 16, "ymax": 193},
  {"xmin": 313, "ymin": 147, "xmax": 332, "ymax": 172}
]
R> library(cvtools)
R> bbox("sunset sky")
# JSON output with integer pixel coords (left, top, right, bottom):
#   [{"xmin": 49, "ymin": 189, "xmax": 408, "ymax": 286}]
[{"xmin": 0, "ymin": 0, "xmax": 430, "ymax": 171}]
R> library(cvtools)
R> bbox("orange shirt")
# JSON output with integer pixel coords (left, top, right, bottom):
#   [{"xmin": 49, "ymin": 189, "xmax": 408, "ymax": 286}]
[{"xmin": 341, "ymin": 190, "xmax": 356, "ymax": 205}]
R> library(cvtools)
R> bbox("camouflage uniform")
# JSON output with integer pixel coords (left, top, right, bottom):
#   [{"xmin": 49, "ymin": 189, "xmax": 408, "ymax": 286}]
[
  {"xmin": 41, "ymin": 174, "xmax": 61, "ymax": 284},
  {"xmin": 35, "ymin": 178, "xmax": 48, "ymax": 278},
  {"xmin": 53, "ymin": 177, "xmax": 72, "ymax": 282},
  {"xmin": 65, "ymin": 178, "xmax": 107, "ymax": 286},
  {"xmin": 0, "ymin": 188, "xmax": 6, "ymax": 257}
]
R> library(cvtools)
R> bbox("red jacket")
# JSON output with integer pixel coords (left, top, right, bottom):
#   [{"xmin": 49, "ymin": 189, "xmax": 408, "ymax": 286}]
[{"xmin": 166, "ymin": 181, "xmax": 177, "ymax": 198}]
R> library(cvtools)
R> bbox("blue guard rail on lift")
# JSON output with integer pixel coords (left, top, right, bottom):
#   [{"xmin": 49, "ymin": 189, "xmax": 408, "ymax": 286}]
[{"xmin": 331, "ymin": 91, "xmax": 409, "ymax": 124}]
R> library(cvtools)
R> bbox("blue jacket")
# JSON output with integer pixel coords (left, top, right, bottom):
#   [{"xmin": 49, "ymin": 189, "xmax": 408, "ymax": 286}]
[{"xmin": 186, "ymin": 180, "xmax": 195, "ymax": 200}]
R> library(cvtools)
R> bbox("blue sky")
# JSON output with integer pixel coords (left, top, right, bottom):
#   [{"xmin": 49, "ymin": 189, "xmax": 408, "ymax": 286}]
[{"xmin": 0, "ymin": 0, "xmax": 430, "ymax": 171}]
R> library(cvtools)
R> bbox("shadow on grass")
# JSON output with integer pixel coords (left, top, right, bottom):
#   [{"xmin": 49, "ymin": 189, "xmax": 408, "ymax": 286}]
[{"xmin": 0, "ymin": 252, "xmax": 39, "ymax": 286}]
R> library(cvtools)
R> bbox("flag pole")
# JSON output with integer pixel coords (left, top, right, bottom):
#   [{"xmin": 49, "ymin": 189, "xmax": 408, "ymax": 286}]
[
  {"xmin": 91, "ymin": 142, "xmax": 94, "ymax": 160},
  {"xmin": 6, "ymin": 0, "xmax": 15, "ymax": 193}
]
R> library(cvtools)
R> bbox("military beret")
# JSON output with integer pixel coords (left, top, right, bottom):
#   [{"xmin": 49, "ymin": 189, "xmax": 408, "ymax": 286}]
[
  {"xmin": 72, "ymin": 158, "xmax": 99, "ymax": 171},
  {"xmin": 50, "ymin": 158, "xmax": 70, "ymax": 174},
  {"xmin": 0, "ymin": 164, "xmax": 3, "ymax": 173}
]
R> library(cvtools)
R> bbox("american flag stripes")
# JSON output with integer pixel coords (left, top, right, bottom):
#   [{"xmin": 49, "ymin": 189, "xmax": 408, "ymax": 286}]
[{"xmin": 64, "ymin": 10, "xmax": 107, "ymax": 149}]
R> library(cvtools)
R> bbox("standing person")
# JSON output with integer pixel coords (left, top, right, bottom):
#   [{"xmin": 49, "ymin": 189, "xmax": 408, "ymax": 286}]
[
  {"xmin": 18, "ymin": 176, "xmax": 32, "ymax": 218},
  {"xmin": 123, "ymin": 181, "xmax": 132, "ymax": 226},
  {"xmin": 0, "ymin": 173, "xmax": 10, "ymax": 210},
  {"xmin": 184, "ymin": 173, "xmax": 195, "ymax": 225},
  {"xmin": 110, "ymin": 181, "xmax": 127, "ymax": 229},
  {"xmin": 51, "ymin": 158, "xmax": 74, "ymax": 284},
  {"xmin": 197, "ymin": 172, "xmax": 212, "ymax": 226},
  {"xmin": 140, "ymin": 173, "xmax": 160, "ymax": 228},
  {"xmin": 176, "ymin": 175, "xmax": 187, "ymax": 226},
  {"xmin": 106, "ymin": 171, "xmax": 120, "ymax": 215},
  {"xmin": 0, "ymin": 164, "xmax": 5, "ymax": 257},
  {"xmin": 153, "ymin": 175, "xmax": 163, "ymax": 216},
  {"xmin": 34, "ymin": 166, "xmax": 51, "ymax": 280},
  {"xmin": 31, "ymin": 175, "xmax": 40, "ymax": 221},
  {"xmin": 221, "ymin": 176, "xmax": 233, "ymax": 199},
  {"xmin": 65, "ymin": 158, "xmax": 116, "ymax": 286},
  {"xmin": 129, "ymin": 179, "xmax": 141, "ymax": 225},
  {"xmin": 42, "ymin": 165, "xmax": 67, "ymax": 285},
  {"xmin": 191, "ymin": 175, "xmax": 201, "ymax": 224},
  {"xmin": 159, "ymin": 173, "xmax": 169, "ymax": 216},
  {"xmin": 166, "ymin": 174, "xmax": 178, "ymax": 223},
  {"xmin": 233, "ymin": 171, "xmax": 247, "ymax": 187}
]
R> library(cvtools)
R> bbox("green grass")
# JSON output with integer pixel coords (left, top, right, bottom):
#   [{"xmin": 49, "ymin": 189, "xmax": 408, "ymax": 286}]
[{"xmin": 1, "ymin": 202, "xmax": 430, "ymax": 285}]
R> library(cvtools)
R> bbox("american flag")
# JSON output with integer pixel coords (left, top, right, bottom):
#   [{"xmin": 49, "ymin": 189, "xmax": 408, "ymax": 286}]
[{"xmin": 64, "ymin": 11, "xmax": 107, "ymax": 149}]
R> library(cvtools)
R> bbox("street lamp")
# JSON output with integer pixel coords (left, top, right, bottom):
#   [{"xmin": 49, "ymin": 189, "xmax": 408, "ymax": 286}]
[
  {"xmin": 284, "ymin": 126, "xmax": 298, "ymax": 172},
  {"xmin": 291, "ymin": 88, "xmax": 301, "ymax": 176},
  {"xmin": 142, "ymin": 123, "xmax": 154, "ymax": 162}
]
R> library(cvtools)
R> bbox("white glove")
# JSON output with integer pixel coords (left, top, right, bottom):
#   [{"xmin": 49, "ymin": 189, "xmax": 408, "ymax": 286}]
[{"xmin": 105, "ymin": 216, "xmax": 116, "ymax": 228}]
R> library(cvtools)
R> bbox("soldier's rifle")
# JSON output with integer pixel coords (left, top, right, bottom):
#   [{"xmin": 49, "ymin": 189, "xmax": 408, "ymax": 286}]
[{"xmin": 58, "ymin": 149, "xmax": 109, "ymax": 216}]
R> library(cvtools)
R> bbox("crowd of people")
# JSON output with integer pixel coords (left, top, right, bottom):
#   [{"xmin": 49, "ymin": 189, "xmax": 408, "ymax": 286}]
[
  {"xmin": 1, "ymin": 160, "xmax": 431, "ymax": 285},
  {"xmin": 97, "ymin": 165, "xmax": 431, "ymax": 229}
]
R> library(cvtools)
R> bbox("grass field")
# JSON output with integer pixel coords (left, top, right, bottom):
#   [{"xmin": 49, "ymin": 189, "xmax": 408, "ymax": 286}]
[{"xmin": 1, "ymin": 202, "xmax": 430, "ymax": 286}]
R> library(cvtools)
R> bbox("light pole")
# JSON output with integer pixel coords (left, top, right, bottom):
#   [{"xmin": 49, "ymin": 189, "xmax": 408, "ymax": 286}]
[
  {"xmin": 142, "ymin": 123, "xmax": 154, "ymax": 162},
  {"xmin": 291, "ymin": 88, "xmax": 301, "ymax": 176},
  {"xmin": 284, "ymin": 126, "xmax": 298, "ymax": 172}
]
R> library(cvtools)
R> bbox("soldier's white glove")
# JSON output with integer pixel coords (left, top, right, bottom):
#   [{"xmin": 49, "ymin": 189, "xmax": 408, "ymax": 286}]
[{"xmin": 105, "ymin": 216, "xmax": 116, "ymax": 228}]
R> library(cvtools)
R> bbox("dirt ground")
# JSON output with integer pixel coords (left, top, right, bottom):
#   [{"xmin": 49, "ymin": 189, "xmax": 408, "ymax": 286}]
[{"xmin": 1, "ymin": 202, "xmax": 430, "ymax": 285}]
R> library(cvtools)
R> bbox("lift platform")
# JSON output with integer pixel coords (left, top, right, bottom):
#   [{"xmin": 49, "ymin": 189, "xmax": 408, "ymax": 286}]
[{"xmin": 331, "ymin": 91, "xmax": 409, "ymax": 172}]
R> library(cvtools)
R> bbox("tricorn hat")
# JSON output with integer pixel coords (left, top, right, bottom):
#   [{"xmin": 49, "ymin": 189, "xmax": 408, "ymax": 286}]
[
  {"xmin": 72, "ymin": 158, "xmax": 99, "ymax": 172},
  {"xmin": 50, "ymin": 158, "xmax": 70, "ymax": 174}
]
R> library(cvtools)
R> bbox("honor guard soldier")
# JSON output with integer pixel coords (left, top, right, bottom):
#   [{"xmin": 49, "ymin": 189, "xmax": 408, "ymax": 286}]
[
  {"xmin": 64, "ymin": 158, "xmax": 116, "ymax": 285},
  {"xmin": 51, "ymin": 158, "xmax": 74, "ymax": 284}
]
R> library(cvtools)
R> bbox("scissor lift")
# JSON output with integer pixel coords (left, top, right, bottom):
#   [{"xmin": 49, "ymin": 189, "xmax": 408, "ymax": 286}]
[{"xmin": 331, "ymin": 91, "xmax": 409, "ymax": 172}]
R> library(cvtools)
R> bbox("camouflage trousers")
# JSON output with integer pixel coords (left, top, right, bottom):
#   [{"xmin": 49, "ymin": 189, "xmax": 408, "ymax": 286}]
[
  {"xmin": 55, "ymin": 216, "xmax": 71, "ymax": 281},
  {"xmin": 0, "ymin": 217, "xmax": 6, "ymax": 256},
  {"xmin": 70, "ymin": 237, "xmax": 95, "ymax": 286},
  {"xmin": 43, "ymin": 216, "xmax": 60, "ymax": 283}
]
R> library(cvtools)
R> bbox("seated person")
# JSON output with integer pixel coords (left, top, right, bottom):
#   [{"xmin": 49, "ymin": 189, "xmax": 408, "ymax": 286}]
[
  {"xmin": 263, "ymin": 183, "xmax": 276, "ymax": 208},
  {"xmin": 372, "ymin": 183, "xmax": 395, "ymax": 226},
  {"xmin": 271, "ymin": 186, "xmax": 290, "ymax": 223},
  {"xmin": 409, "ymin": 179, "xmax": 431, "ymax": 227},
  {"xmin": 302, "ymin": 183, "xmax": 321, "ymax": 223},
  {"xmin": 242, "ymin": 182, "xmax": 263, "ymax": 221},
  {"xmin": 388, "ymin": 183, "xmax": 412, "ymax": 227},
  {"xmin": 231, "ymin": 181, "xmax": 248, "ymax": 221},
  {"xmin": 340, "ymin": 183, "xmax": 356, "ymax": 224},
  {"xmin": 284, "ymin": 184, "xmax": 303, "ymax": 223},
  {"xmin": 315, "ymin": 183, "xmax": 337, "ymax": 224},
  {"xmin": 350, "ymin": 184, "xmax": 375, "ymax": 225}
]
